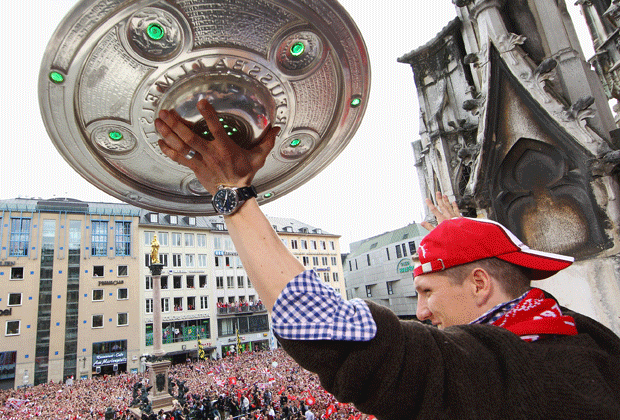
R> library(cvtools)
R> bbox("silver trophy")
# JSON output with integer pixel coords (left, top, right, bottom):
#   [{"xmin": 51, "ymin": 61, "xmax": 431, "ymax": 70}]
[{"xmin": 39, "ymin": 0, "xmax": 370, "ymax": 215}]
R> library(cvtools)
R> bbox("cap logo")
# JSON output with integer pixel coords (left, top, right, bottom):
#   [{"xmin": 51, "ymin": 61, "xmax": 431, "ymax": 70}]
[{"xmin": 419, "ymin": 244, "xmax": 427, "ymax": 258}]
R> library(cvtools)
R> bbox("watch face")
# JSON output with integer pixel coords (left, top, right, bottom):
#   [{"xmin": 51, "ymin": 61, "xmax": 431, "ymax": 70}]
[{"xmin": 212, "ymin": 188, "xmax": 239, "ymax": 215}]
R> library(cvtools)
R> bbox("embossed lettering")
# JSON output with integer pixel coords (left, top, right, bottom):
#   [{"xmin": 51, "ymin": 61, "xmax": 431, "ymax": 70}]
[
  {"xmin": 259, "ymin": 74, "xmax": 274, "ymax": 85},
  {"xmin": 270, "ymin": 84, "xmax": 285, "ymax": 97},
  {"xmin": 233, "ymin": 59, "xmax": 246, "ymax": 71},
  {"xmin": 145, "ymin": 93, "xmax": 159, "ymax": 105},
  {"xmin": 214, "ymin": 58, "xmax": 227, "ymax": 69},
  {"xmin": 155, "ymin": 73, "xmax": 177, "ymax": 93},
  {"xmin": 248, "ymin": 65, "xmax": 262, "ymax": 78}
]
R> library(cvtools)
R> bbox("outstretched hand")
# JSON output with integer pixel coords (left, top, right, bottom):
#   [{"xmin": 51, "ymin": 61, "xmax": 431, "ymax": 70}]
[
  {"xmin": 420, "ymin": 191, "xmax": 462, "ymax": 231},
  {"xmin": 155, "ymin": 99, "xmax": 280, "ymax": 196}
]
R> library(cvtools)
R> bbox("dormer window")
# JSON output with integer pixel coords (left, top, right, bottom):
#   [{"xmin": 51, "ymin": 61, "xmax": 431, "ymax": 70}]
[
  {"xmin": 149, "ymin": 213, "xmax": 158, "ymax": 223},
  {"xmin": 188, "ymin": 217, "xmax": 196, "ymax": 226},
  {"xmin": 170, "ymin": 215, "xmax": 178, "ymax": 224},
  {"xmin": 214, "ymin": 223, "xmax": 225, "ymax": 231},
  {"xmin": 300, "ymin": 227, "xmax": 308, "ymax": 234}
]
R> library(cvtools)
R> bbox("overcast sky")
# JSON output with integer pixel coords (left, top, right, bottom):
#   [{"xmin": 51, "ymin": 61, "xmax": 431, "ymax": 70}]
[{"xmin": 0, "ymin": 1, "xmax": 595, "ymax": 252}]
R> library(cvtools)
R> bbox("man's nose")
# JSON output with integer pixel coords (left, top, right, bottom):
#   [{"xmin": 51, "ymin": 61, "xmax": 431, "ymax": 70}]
[{"xmin": 416, "ymin": 297, "xmax": 431, "ymax": 321}]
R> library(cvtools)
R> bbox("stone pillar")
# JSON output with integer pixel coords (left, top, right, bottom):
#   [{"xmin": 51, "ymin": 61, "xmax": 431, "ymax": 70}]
[
  {"xmin": 150, "ymin": 263, "xmax": 165, "ymax": 357},
  {"xmin": 146, "ymin": 359, "xmax": 174, "ymax": 410}
]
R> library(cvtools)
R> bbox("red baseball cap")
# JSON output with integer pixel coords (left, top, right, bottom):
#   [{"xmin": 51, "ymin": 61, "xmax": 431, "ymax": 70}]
[{"xmin": 414, "ymin": 217, "xmax": 574, "ymax": 280}]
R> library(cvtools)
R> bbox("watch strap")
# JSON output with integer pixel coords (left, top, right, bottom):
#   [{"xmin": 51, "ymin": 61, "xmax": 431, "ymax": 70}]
[{"xmin": 236, "ymin": 185, "xmax": 258, "ymax": 201}]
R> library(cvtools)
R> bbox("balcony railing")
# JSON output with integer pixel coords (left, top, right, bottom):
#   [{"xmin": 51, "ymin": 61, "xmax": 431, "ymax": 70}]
[{"xmin": 217, "ymin": 304, "xmax": 266, "ymax": 315}]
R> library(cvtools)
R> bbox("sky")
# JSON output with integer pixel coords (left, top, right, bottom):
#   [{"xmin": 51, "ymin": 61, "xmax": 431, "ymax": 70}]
[{"xmin": 0, "ymin": 1, "xmax": 595, "ymax": 252}]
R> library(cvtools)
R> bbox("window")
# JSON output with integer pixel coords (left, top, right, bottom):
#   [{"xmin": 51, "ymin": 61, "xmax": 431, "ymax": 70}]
[
  {"xmin": 330, "ymin": 241, "xmax": 335, "ymax": 251},
  {"xmin": 215, "ymin": 256, "xmax": 221, "ymax": 267},
  {"xmin": 322, "ymin": 256, "xmax": 328, "ymax": 266},
  {"xmin": 323, "ymin": 272, "xmax": 330, "ymax": 282},
  {"xmin": 301, "ymin": 240, "xmax": 308, "ymax": 249},
  {"xmin": 173, "ymin": 276, "xmax": 182, "ymax": 289},
  {"xmin": 386, "ymin": 248, "xmax": 390, "ymax": 261},
  {"xmin": 213, "ymin": 236, "xmax": 222, "ymax": 249},
  {"xmin": 144, "ymin": 253, "xmax": 151, "ymax": 267},
  {"xmin": 145, "ymin": 276, "xmax": 153, "ymax": 290},
  {"xmin": 10, "ymin": 267, "xmax": 24, "ymax": 280},
  {"xmin": 348, "ymin": 261, "xmax": 352, "ymax": 271},
  {"xmin": 331, "ymin": 256, "xmax": 337, "ymax": 266},
  {"xmin": 332, "ymin": 272, "xmax": 339, "ymax": 282},
  {"xmin": 237, "ymin": 276, "xmax": 244, "ymax": 288},
  {"xmin": 5, "ymin": 320, "xmax": 20, "ymax": 336},
  {"xmin": 302, "ymin": 256, "xmax": 309, "ymax": 266},
  {"xmin": 92, "ymin": 289, "xmax": 104, "ymax": 301},
  {"xmin": 200, "ymin": 296, "xmax": 208, "ymax": 310},
  {"xmin": 387, "ymin": 281, "xmax": 394, "ymax": 295},
  {"xmin": 145, "ymin": 299, "xmax": 153, "ymax": 314},
  {"xmin": 161, "ymin": 275, "xmax": 168, "ymax": 289},
  {"xmin": 170, "ymin": 215, "xmax": 178, "ymax": 224},
  {"xmin": 396, "ymin": 245, "xmax": 402, "ymax": 259},
  {"xmin": 198, "ymin": 254, "xmax": 207, "ymax": 267},
  {"xmin": 115, "ymin": 221, "xmax": 131, "ymax": 256},
  {"xmin": 188, "ymin": 217, "xmax": 196, "ymax": 226},
  {"xmin": 247, "ymin": 278, "xmax": 252, "ymax": 289},
  {"xmin": 159, "ymin": 253, "xmax": 168, "ymax": 267},
  {"xmin": 91, "ymin": 221, "xmax": 108, "ymax": 257},
  {"xmin": 197, "ymin": 234, "xmax": 207, "ymax": 248},
  {"xmin": 9, "ymin": 217, "xmax": 31, "ymax": 257},
  {"xmin": 216, "ymin": 276, "xmax": 224, "ymax": 289},
  {"xmin": 172, "ymin": 254, "xmax": 182, "ymax": 267},
  {"xmin": 367, "ymin": 254, "xmax": 371, "ymax": 266},
  {"xmin": 199, "ymin": 275, "xmax": 207, "ymax": 288},
  {"xmin": 185, "ymin": 233, "xmax": 195, "ymax": 247},
  {"xmin": 365, "ymin": 285, "xmax": 372, "ymax": 298},
  {"xmin": 93, "ymin": 265, "xmax": 104, "ymax": 277},
  {"xmin": 214, "ymin": 223, "xmax": 225, "ymax": 231},
  {"xmin": 291, "ymin": 240, "xmax": 298, "ymax": 249},
  {"xmin": 227, "ymin": 276, "xmax": 234, "ymax": 288},
  {"xmin": 225, "ymin": 257, "xmax": 231, "ymax": 267},
  {"xmin": 171, "ymin": 233, "xmax": 181, "ymax": 246},
  {"xmin": 158, "ymin": 232, "xmax": 168, "ymax": 246},
  {"xmin": 187, "ymin": 296, "xmax": 196, "ymax": 310},
  {"xmin": 321, "ymin": 241, "xmax": 326, "ymax": 250},
  {"xmin": 8, "ymin": 293, "xmax": 22, "ymax": 306},
  {"xmin": 186, "ymin": 275, "xmax": 195, "ymax": 288},
  {"xmin": 149, "ymin": 213, "xmax": 158, "ymax": 223},
  {"xmin": 117, "ymin": 288, "xmax": 128, "ymax": 300},
  {"xmin": 162, "ymin": 298, "xmax": 170, "ymax": 312},
  {"xmin": 281, "ymin": 238, "xmax": 287, "ymax": 247},
  {"xmin": 117, "ymin": 313, "xmax": 128, "ymax": 326},
  {"xmin": 174, "ymin": 297, "xmax": 183, "ymax": 311},
  {"xmin": 92, "ymin": 315, "xmax": 104, "ymax": 328},
  {"xmin": 311, "ymin": 240, "xmax": 317, "ymax": 250},
  {"xmin": 409, "ymin": 241, "xmax": 416, "ymax": 255},
  {"xmin": 117, "ymin": 265, "xmax": 128, "ymax": 276},
  {"xmin": 402, "ymin": 243, "xmax": 408, "ymax": 257},
  {"xmin": 144, "ymin": 231, "xmax": 154, "ymax": 246},
  {"xmin": 186, "ymin": 254, "xmax": 195, "ymax": 267},
  {"xmin": 312, "ymin": 256, "xmax": 319, "ymax": 266}
]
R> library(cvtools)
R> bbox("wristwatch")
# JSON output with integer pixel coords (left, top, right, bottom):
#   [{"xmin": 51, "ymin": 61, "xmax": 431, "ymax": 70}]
[{"xmin": 212, "ymin": 185, "xmax": 258, "ymax": 215}]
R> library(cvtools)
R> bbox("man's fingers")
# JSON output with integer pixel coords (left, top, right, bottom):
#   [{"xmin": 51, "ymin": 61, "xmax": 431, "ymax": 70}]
[
  {"xmin": 250, "ymin": 125, "xmax": 280, "ymax": 167},
  {"xmin": 197, "ymin": 99, "xmax": 232, "ymax": 146}
]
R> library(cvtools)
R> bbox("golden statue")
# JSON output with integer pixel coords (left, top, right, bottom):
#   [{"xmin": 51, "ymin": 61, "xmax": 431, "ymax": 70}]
[{"xmin": 150, "ymin": 234, "xmax": 160, "ymax": 264}]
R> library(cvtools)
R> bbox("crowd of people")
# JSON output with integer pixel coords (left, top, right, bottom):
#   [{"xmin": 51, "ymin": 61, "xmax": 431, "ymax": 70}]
[{"xmin": 0, "ymin": 349, "xmax": 375, "ymax": 420}]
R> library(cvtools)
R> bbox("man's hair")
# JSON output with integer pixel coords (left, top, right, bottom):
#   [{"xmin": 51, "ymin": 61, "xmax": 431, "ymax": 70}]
[{"xmin": 444, "ymin": 257, "xmax": 531, "ymax": 298}]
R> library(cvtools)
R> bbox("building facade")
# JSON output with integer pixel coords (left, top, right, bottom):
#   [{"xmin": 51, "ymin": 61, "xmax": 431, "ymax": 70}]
[
  {"xmin": 344, "ymin": 223, "xmax": 428, "ymax": 319},
  {"xmin": 0, "ymin": 198, "xmax": 141, "ymax": 389},
  {"xmin": 0, "ymin": 196, "xmax": 344, "ymax": 389}
]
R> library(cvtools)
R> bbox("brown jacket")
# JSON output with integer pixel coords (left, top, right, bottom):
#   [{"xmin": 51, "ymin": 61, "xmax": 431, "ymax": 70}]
[{"xmin": 277, "ymin": 300, "xmax": 620, "ymax": 419}]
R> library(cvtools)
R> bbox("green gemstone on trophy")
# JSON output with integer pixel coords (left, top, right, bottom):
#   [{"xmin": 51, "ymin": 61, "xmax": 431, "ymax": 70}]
[
  {"xmin": 49, "ymin": 71, "xmax": 64, "ymax": 84},
  {"xmin": 109, "ymin": 131, "xmax": 123, "ymax": 141},
  {"xmin": 147, "ymin": 23, "xmax": 165, "ymax": 40},
  {"xmin": 290, "ymin": 42, "xmax": 305, "ymax": 57},
  {"xmin": 290, "ymin": 139, "xmax": 302, "ymax": 147},
  {"xmin": 351, "ymin": 97, "xmax": 362, "ymax": 107}
]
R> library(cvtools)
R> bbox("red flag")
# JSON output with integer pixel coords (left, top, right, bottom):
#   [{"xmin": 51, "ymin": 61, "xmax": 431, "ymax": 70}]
[
  {"xmin": 305, "ymin": 395, "xmax": 315, "ymax": 406},
  {"xmin": 325, "ymin": 404, "xmax": 336, "ymax": 417},
  {"xmin": 228, "ymin": 377, "xmax": 237, "ymax": 385}
]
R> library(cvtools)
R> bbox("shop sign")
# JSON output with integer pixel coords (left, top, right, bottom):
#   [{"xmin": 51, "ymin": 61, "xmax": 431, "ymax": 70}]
[
  {"xmin": 315, "ymin": 267, "xmax": 330, "ymax": 272},
  {"xmin": 0, "ymin": 261, "xmax": 15, "ymax": 266},
  {"xmin": 98, "ymin": 280, "xmax": 124, "ymax": 286},
  {"xmin": 214, "ymin": 251, "xmax": 238, "ymax": 256},
  {"xmin": 92, "ymin": 352, "xmax": 127, "ymax": 367},
  {"xmin": 397, "ymin": 259, "xmax": 414, "ymax": 274},
  {"xmin": 0, "ymin": 308, "xmax": 12, "ymax": 316}
]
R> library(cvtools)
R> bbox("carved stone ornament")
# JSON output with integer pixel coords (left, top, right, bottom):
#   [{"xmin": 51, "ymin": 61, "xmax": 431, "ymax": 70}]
[{"xmin": 39, "ymin": 0, "xmax": 370, "ymax": 214}]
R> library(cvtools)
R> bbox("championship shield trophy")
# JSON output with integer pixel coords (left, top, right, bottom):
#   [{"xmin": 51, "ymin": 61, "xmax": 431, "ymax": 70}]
[{"xmin": 38, "ymin": 0, "xmax": 370, "ymax": 215}]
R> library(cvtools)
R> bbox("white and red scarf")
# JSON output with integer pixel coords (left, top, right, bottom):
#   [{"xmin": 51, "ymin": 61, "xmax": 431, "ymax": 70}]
[{"xmin": 492, "ymin": 288, "xmax": 578, "ymax": 342}]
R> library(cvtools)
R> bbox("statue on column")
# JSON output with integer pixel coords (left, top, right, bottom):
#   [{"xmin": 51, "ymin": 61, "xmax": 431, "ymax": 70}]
[{"xmin": 151, "ymin": 235, "xmax": 160, "ymax": 265}]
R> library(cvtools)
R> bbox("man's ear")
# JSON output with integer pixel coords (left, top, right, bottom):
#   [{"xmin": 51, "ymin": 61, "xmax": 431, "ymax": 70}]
[{"xmin": 469, "ymin": 267, "xmax": 493, "ymax": 306}]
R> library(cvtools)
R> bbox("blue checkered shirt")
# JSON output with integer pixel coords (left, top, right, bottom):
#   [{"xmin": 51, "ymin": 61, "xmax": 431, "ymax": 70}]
[{"xmin": 272, "ymin": 270, "xmax": 377, "ymax": 341}]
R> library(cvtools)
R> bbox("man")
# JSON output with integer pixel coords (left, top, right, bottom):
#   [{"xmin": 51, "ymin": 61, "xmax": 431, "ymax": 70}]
[{"xmin": 155, "ymin": 101, "xmax": 620, "ymax": 419}]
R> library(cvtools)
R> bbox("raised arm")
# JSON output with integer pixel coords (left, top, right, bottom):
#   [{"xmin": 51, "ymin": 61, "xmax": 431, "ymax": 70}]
[{"xmin": 155, "ymin": 100, "xmax": 304, "ymax": 310}]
